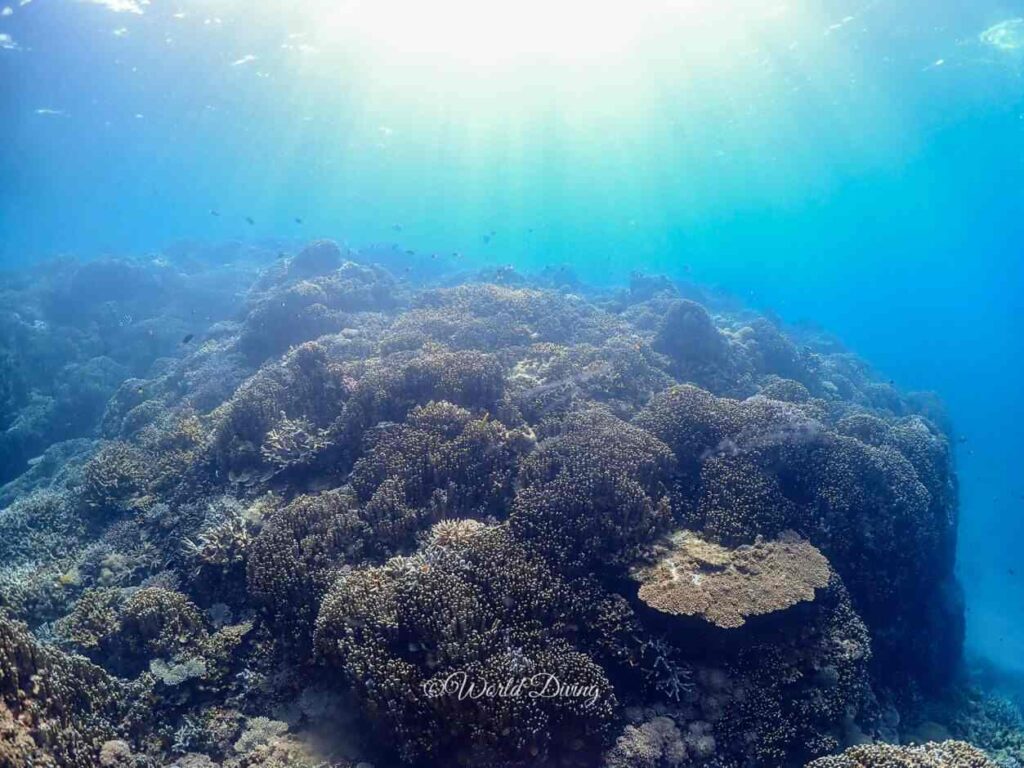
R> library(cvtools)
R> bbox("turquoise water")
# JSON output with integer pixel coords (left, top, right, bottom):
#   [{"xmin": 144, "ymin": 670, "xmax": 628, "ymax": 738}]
[{"xmin": 2, "ymin": 0, "xmax": 1023, "ymax": 680}]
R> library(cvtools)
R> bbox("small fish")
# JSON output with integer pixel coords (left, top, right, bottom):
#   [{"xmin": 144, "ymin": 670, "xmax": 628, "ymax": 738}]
[
  {"xmin": 245, "ymin": 216, "xmax": 255, "ymax": 226},
  {"xmin": 392, "ymin": 223, "xmax": 403, "ymax": 232},
  {"xmin": 482, "ymin": 235, "xmax": 492, "ymax": 244},
  {"xmin": 277, "ymin": 252, "xmax": 286, "ymax": 260},
  {"xmin": 210, "ymin": 209, "xmax": 220, "ymax": 217},
  {"xmin": 957, "ymin": 435, "xmax": 968, "ymax": 444},
  {"xmin": 182, "ymin": 333, "xmax": 194, "ymax": 344},
  {"xmin": 406, "ymin": 249, "xmax": 415, "ymax": 256},
  {"xmin": 1009, "ymin": 568, "xmax": 1017, "ymax": 577},
  {"xmin": 294, "ymin": 217, "xmax": 303, "ymax": 224}
]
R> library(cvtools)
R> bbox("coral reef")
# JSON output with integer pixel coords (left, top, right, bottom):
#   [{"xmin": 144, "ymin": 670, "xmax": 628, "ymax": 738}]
[
  {"xmin": 632, "ymin": 530, "xmax": 831, "ymax": 628},
  {"xmin": 0, "ymin": 239, "xmax": 990, "ymax": 768},
  {"xmin": 806, "ymin": 741, "xmax": 998, "ymax": 768}
]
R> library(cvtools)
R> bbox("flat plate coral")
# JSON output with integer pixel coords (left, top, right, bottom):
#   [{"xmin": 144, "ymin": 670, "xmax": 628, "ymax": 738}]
[{"xmin": 632, "ymin": 529, "xmax": 832, "ymax": 628}]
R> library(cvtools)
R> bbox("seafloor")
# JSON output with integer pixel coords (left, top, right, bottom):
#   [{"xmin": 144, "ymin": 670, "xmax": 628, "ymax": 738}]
[{"xmin": 1, "ymin": 240, "xmax": 1022, "ymax": 768}]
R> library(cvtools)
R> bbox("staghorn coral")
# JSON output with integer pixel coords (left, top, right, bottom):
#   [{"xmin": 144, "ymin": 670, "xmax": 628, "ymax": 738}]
[
  {"xmin": 180, "ymin": 496, "xmax": 265, "ymax": 584},
  {"xmin": 652, "ymin": 299, "xmax": 750, "ymax": 395},
  {"xmin": 0, "ymin": 490, "xmax": 85, "ymax": 568},
  {"xmin": 501, "ymin": 337, "xmax": 672, "ymax": 423},
  {"xmin": 0, "ymin": 249, "xmax": 257, "ymax": 485},
  {"xmin": 729, "ymin": 575, "xmax": 873, "ymax": 761},
  {"xmin": 633, "ymin": 383, "xmax": 738, "ymax": 490},
  {"xmin": 633, "ymin": 530, "xmax": 832, "ymax": 628},
  {"xmin": 286, "ymin": 239, "xmax": 344, "ymax": 280},
  {"xmin": 695, "ymin": 454, "xmax": 796, "ymax": 545},
  {"xmin": 940, "ymin": 689, "xmax": 1024, "ymax": 767},
  {"xmin": 760, "ymin": 375, "xmax": 814, "ymax": 403},
  {"xmin": 119, "ymin": 587, "xmax": 210, "ymax": 661},
  {"xmin": 739, "ymin": 318, "xmax": 814, "ymax": 388},
  {"xmin": 56, "ymin": 586, "xmax": 211, "ymax": 677}
]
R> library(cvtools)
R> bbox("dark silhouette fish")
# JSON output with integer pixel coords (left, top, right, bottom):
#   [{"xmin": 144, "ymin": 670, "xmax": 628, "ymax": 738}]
[
  {"xmin": 295, "ymin": 217, "xmax": 303, "ymax": 224},
  {"xmin": 245, "ymin": 217, "xmax": 255, "ymax": 226},
  {"xmin": 182, "ymin": 333, "xmax": 194, "ymax": 344},
  {"xmin": 210, "ymin": 210, "xmax": 220, "ymax": 217}
]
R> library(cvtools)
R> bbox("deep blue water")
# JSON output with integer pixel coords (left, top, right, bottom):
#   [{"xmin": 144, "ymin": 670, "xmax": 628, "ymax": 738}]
[{"xmin": 1, "ymin": 0, "xmax": 1023, "ymax": 676}]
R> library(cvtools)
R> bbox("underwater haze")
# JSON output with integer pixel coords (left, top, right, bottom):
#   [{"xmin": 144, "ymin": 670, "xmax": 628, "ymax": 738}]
[{"xmin": 2, "ymin": 1, "xmax": 1024, "ymax": 767}]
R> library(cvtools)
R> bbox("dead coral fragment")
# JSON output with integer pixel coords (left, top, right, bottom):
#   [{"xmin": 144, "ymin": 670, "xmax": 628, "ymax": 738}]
[{"xmin": 633, "ymin": 530, "xmax": 831, "ymax": 628}]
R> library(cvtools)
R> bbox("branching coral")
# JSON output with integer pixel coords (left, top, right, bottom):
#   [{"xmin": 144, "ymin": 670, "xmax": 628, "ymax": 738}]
[
  {"xmin": 208, "ymin": 340, "xmax": 347, "ymax": 479},
  {"xmin": 314, "ymin": 524, "xmax": 630, "ymax": 765},
  {"xmin": 387, "ymin": 283, "xmax": 626, "ymax": 351},
  {"xmin": 713, "ymin": 575, "xmax": 875, "ymax": 763},
  {"xmin": 348, "ymin": 400, "xmax": 526, "ymax": 549},
  {"xmin": 260, "ymin": 413, "xmax": 330, "ymax": 471},
  {"xmin": 246, "ymin": 489, "xmax": 366, "ymax": 653},
  {"xmin": 80, "ymin": 440, "xmax": 150, "ymax": 517},
  {"xmin": 511, "ymin": 408, "xmax": 676, "ymax": 568},
  {"xmin": 1, "ymin": 613, "xmax": 152, "ymax": 767}
]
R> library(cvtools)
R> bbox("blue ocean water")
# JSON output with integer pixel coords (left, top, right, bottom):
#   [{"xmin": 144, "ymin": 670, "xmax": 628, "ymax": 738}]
[{"xmin": 1, "ymin": 0, "xmax": 1022, "ymax": 683}]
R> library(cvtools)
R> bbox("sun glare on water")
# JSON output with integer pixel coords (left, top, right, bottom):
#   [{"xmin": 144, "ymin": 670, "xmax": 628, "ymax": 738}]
[
  {"xmin": 323, "ymin": 0, "xmax": 647, "ymax": 65},
  {"xmin": 302, "ymin": 0, "xmax": 787, "ymax": 69}
]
